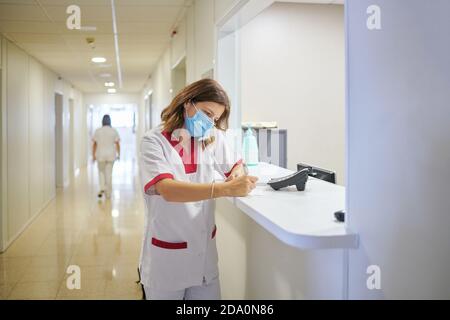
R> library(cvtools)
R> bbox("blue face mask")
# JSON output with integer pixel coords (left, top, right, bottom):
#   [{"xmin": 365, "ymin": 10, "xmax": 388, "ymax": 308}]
[{"xmin": 185, "ymin": 102, "xmax": 215, "ymax": 138}]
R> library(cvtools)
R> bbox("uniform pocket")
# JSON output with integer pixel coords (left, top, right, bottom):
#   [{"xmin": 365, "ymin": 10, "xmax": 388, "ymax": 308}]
[
  {"xmin": 211, "ymin": 225, "xmax": 217, "ymax": 239},
  {"xmin": 151, "ymin": 237, "xmax": 188, "ymax": 250}
]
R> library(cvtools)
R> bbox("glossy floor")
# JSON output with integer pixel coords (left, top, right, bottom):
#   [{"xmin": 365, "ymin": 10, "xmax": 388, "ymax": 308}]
[{"xmin": 0, "ymin": 158, "xmax": 145, "ymax": 300}]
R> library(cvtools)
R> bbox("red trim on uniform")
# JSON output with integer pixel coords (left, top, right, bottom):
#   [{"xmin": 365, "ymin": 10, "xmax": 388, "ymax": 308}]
[
  {"xmin": 162, "ymin": 131, "xmax": 197, "ymax": 174},
  {"xmin": 224, "ymin": 159, "xmax": 243, "ymax": 178},
  {"xmin": 144, "ymin": 173, "xmax": 174, "ymax": 193},
  {"xmin": 211, "ymin": 225, "xmax": 217, "ymax": 239},
  {"xmin": 151, "ymin": 237, "xmax": 188, "ymax": 250}
]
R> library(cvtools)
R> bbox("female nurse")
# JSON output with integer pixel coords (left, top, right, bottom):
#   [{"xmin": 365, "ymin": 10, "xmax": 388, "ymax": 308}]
[{"xmin": 139, "ymin": 79, "xmax": 258, "ymax": 300}]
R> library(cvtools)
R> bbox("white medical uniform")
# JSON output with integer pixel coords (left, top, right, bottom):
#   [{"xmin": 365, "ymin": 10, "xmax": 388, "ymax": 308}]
[
  {"xmin": 139, "ymin": 126, "xmax": 242, "ymax": 300},
  {"xmin": 93, "ymin": 126, "xmax": 120, "ymax": 197}
]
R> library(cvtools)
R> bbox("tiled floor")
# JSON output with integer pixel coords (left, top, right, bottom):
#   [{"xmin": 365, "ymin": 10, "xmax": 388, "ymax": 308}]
[{"xmin": 0, "ymin": 158, "xmax": 145, "ymax": 300}]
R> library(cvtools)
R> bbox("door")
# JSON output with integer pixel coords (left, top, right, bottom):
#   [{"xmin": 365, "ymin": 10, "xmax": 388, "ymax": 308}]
[
  {"xmin": 69, "ymin": 98, "xmax": 75, "ymax": 178},
  {"xmin": 55, "ymin": 93, "xmax": 64, "ymax": 188}
]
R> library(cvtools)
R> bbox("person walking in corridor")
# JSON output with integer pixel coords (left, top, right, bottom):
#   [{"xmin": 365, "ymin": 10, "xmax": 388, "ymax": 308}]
[
  {"xmin": 93, "ymin": 114, "xmax": 121, "ymax": 199},
  {"xmin": 139, "ymin": 79, "xmax": 257, "ymax": 300}
]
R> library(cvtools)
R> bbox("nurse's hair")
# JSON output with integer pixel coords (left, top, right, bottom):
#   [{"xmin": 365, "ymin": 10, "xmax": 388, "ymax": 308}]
[
  {"xmin": 102, "ymin": 114, "xmax": 111, "ymax": 126},
  {"xmin": 161, "ymin": 79, "xmax": 231, "ymax": 145}
]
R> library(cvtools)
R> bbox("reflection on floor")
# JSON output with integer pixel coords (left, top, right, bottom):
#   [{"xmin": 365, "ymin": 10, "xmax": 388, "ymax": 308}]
[{"xmin": 0, "ymin": 159, "xmax": 145, "ymax": 300}]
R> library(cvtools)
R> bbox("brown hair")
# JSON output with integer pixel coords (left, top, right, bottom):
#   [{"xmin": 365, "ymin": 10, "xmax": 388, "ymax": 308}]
[{"xmin": 161, "ymin": 79, "xmax": 231, "ymax": 147}]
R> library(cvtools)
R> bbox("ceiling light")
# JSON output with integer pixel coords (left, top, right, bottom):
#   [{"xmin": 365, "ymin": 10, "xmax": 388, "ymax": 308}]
[
  {"xmin": 107, "ymin": 88, "xmax": 117, "ymax": 94},
  {"xmin": 98, "ymin": 73, "xmax": 112, "ymax": 78},
  {"xmin": 91, "ymin": 57, "xmax": 106, "ymax": 63},
  {"xmin": 105, "ymin": 82, "xmax": 115, "ymax": 87}
]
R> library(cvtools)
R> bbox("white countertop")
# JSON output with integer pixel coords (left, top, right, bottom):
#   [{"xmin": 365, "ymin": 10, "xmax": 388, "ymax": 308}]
[{"xmin": 224, "ymin": 162, "xmax": 359, "ymax": 250}]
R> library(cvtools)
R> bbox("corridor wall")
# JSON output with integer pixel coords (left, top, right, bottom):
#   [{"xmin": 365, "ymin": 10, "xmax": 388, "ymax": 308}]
[
  {"xmin": 240, "ymin": 3, "xmax": 345, "ymax": 184},
  {"xmin": 137, "ymin": 0, "xmax": 241, "ymax": 146},
  {"xmin": 0, "ymin": 36, "xmax": 84, "ymax": 252}
]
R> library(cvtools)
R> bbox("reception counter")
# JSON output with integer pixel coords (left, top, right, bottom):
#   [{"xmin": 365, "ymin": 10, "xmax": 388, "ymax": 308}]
[
  {"xmin": 228, "ymin": 163, "xmax": 358, "ymax": 250},
  {"xmin": 215, "ymin": 162, "xmax": 358, "ymax": 299}
]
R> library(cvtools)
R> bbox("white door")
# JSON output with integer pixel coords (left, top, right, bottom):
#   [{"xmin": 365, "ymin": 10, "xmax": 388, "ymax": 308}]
[{"xmin": 55, "ymin": 93, "xmax": 64, "ymax": 188}]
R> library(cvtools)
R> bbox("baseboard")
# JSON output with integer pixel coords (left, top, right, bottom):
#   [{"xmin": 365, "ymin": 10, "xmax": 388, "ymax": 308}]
[{"xmin": 0, "ymin": 195, "xmax": 55, "ymax": 253}]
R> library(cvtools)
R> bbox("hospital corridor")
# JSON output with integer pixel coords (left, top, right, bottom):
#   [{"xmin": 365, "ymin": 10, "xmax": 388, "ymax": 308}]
[
  {"xmin": 0, "ymin": 155, "xmax": 145, "ymax": 299},
  {"xmin": 1, "ymin": 0, "xmax": 450, "ymax": 303}
]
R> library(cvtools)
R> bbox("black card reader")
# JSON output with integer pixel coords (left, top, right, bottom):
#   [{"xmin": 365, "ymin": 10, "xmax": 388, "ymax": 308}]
[{"xmin": 267, "ymin": 168, "xmax": 309, "ymax": 191}]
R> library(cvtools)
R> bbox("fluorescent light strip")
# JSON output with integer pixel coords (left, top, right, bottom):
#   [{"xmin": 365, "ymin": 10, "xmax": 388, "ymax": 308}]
[{"xmin": 111, "ymin": 0, "xmax": 123, "ymax": 89}]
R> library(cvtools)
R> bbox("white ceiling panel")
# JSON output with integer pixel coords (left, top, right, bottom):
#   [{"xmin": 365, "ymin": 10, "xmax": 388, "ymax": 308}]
[
  {"xmin": 58, "ymin": 22, "xmax": 113, "ymax": 35},
  {"xmin": 119, "ymin": 34, "xmax": 169, "ymax": 44},
  {"xmin": 44, "ymin": 5, "xmax": 114, "ymax": 22},
  {"xmin": 116, "ymin": 5, "xmax": 181, "ymax": 22},
  {"xmin": 7, "ymin": 32, "xmax": 66, "ymax": 44},
  {"xmin": 0, "ymin": 0, "xmax": 35, "ymax": 4},
  {"xmin": 114, "ymin": 21, "xmax": 173, "ymax": 35},
  {"xmin": 0, "ymin": 21, "xmax": 63, "ymax": 33},
  {"xmin": 0, "ymin": 4, "xmax": 48, "ymax": 21},
  {"xmin": 38, "ymin": 0, "xmax": 110, "ymax": 5},
  {"xmin": 115, "ymin": 0, "xmax": 187, "ymax": 6},
  {"xmin": 0, "ymin": 0, "xmax": 187, "ymax": 93}
]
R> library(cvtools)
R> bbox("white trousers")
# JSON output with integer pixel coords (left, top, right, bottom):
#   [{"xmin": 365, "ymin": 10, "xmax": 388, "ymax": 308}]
[
  {"xmin": 144, "ymin": 276, "xmax": 221, "ymax": 300},
  {"xmin": 97, "ymin": 160, "xmax": 114, "ymax": 196}
]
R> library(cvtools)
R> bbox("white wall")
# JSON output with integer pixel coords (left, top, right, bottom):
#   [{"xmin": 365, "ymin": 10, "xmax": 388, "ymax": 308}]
[
  {"xmin": 194, "ymin": 0, "xmax": 215, "ymax": 79},
  {"xmin": 214, "ymin": 0, "xmax": 241, "ymax": 22},
  {"xmin": 54, "ymin": 80, "xmax": 85, "ymax": 187},
  {"xmin": 170, "ymin": 16, "xmax": 187, "ymax": 69},
  {"xmin": 5, "ymin": 41, "xmax": 30, "ymax": 245},
  {"xmin": 1, "ymin": 36, "xmax": 6, "ymax": 251},
  {"xmin": 138, "ymin": 0, "xmax": 345, "ymax": 184},
  {"xmin": 0, "ymin": 37, "xmax": 84, "ymax": 252},
  {"xmin": 72, "ymin": 89, "xmax": 86, "ymax": 175},
  {"xmin": 240, "ymin": 3, "xmax": 345, "ymax": 184},
  {"xmin": 137, "ymin": 49, "xmax": 172, "ymax": 146},
  {"xmin": 347, "ymin": 0, "xmax": 450, "ymax": 299},
  {"xmin": 137, "ymin": 0, "xmax": 244, "ymax": 145}
]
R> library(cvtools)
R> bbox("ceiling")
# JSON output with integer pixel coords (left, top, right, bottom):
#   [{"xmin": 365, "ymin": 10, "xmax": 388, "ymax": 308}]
[{"xmin": 0, "ymin": 0, "xmax": 189, "ymax": 93}]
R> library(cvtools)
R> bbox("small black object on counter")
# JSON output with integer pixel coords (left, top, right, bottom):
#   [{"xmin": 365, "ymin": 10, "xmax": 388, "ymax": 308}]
[
  {"xmin": 334, "ymin": 210, "xmax": 345, "ymax": 223},
  {"xmin": 267, "ymin": 168, "xmax": 309, "ymax": 191}
]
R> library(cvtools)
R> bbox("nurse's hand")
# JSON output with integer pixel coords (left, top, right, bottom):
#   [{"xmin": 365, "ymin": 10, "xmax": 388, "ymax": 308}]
[
  {"xmin": 225, "ymin": 163, "xmax": 247, "ymax": 181},
  {"xmin": 225, "ymin": 175, "xmax": 258, "ymax": 197},
  {"xmin": 225, "ymin": 173, "xmax": 238, "ymax": 182}
]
